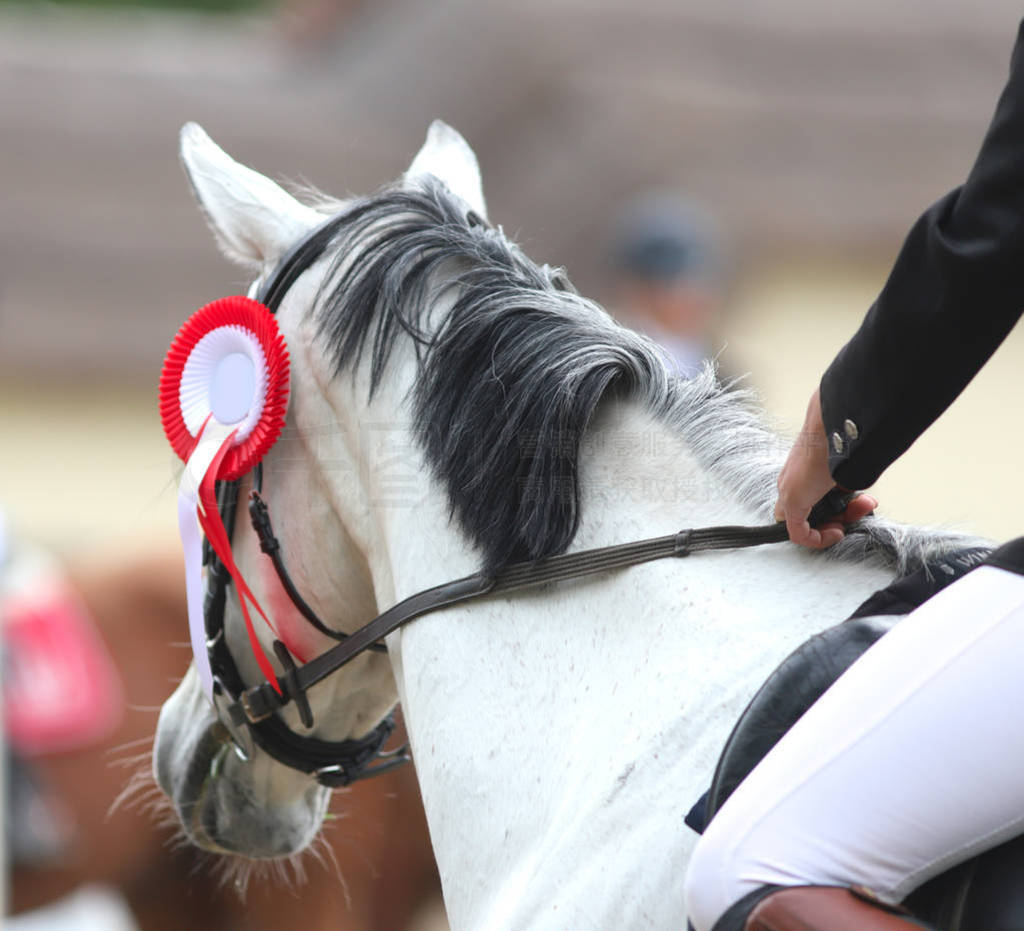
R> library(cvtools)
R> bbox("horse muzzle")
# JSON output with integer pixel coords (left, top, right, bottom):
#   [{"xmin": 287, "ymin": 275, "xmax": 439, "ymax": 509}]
[{"xmin": 154, "ymin": 666, "xmax": 329, "ymax": 858}]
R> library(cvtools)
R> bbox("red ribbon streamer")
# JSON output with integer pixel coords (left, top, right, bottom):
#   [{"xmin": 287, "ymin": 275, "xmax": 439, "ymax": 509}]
[{"xmin": 197, "ymin": 429, "xmax": 283, "ymax": 695}]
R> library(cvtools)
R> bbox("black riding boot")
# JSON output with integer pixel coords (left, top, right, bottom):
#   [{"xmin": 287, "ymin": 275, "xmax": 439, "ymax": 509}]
[{"xmin": 709, "ymin": 884, "xmax": 937, "ymax": 931}]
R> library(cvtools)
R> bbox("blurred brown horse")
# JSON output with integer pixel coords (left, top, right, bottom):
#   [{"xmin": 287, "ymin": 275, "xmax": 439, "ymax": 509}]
[{"xmin": 9, "ymin": 543, "xmax": 444, "ymax": 931}]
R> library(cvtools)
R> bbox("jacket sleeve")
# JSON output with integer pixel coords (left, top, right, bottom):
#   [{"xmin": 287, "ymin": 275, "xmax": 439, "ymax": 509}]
[{"xmin": 820, "ymin": 20, "xmax": 1024, "ymax": 490}]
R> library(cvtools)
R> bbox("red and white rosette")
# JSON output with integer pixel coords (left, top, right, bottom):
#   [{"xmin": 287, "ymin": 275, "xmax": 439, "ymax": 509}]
[{"xmin": 159, "ymin": 296, "xmax": 289, "ymax": 700}]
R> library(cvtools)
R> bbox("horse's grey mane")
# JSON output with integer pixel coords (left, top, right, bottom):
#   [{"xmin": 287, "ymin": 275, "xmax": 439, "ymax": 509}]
[{"xmin": 312, "ymin": 179, "xmax": 986, "ymax": 575}]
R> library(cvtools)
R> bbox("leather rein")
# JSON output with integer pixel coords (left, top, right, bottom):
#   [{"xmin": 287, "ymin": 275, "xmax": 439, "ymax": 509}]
[{"xmin": 203, "ymin": 212, "xmax": 851, "ymax": 788}]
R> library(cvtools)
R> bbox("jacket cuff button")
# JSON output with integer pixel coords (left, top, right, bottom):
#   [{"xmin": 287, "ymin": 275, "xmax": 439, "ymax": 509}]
[
  {"xmin": 844, "ymin": 419, "xmax": 859, "ymax": 441},
  {"xmin": 831, "ymin": 432, "xmax": 844, "ymax": 454}
]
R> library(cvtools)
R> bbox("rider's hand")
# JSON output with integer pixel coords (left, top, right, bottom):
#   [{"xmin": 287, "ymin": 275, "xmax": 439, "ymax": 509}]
[{"xmin": 774, "ymin": 389, "xmax": 877, "ymax": 549}]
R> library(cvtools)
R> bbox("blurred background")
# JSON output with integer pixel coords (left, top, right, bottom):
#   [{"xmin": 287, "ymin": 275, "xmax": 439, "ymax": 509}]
[{"xmin": 3, "ymin": 0, "xmax": 1024, "ymax": 926}]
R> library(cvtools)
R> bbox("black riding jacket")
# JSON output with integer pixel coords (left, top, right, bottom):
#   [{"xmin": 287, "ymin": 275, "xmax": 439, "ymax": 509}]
[{"xmin": 822, "ymin": 20, "xmax": 1024, "ymax": 490}]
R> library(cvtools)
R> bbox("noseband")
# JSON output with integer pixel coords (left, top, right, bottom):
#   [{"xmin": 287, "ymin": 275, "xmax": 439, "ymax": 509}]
[{"xmin": 202, "ymin": 212, "xmax": 854, "ymax": 789}]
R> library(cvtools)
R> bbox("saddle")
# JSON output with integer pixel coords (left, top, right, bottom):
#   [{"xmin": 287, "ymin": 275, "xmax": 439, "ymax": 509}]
[{"xmin": 688, "ymin": 548, "xmax": 1024, "ymax": 931}]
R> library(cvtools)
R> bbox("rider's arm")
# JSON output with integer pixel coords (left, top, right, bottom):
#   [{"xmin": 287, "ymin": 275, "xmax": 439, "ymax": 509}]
[{"xmin": 821, "ymin": 19, "xmax": 1024, "ymax": 491}]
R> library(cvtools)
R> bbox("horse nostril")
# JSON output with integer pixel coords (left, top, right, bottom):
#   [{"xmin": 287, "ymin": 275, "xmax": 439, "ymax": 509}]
[
  {"xmin": 200, "ymin": 799, "xmax": 223, "ymax": 848},
  {"xmin": 199, "ymin": 798, "xmax": 306, "ymax": 858}
]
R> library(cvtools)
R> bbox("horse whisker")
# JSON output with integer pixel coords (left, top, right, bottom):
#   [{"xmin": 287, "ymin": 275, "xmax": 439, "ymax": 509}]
[{"xmin": 104, "ymin": 736, "xmax": 159, "ymax": 755}]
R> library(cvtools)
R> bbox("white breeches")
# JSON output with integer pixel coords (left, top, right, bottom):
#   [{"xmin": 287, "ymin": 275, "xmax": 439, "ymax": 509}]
[{"xmin": 684, "ymin": 564, "xmax": 1024, "ymax": 931}]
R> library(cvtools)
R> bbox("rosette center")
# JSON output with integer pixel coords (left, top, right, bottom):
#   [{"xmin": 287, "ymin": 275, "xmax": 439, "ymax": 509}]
[{"xmin": 211, "ymin": 352, "xmax": 256, "ymax": 425}]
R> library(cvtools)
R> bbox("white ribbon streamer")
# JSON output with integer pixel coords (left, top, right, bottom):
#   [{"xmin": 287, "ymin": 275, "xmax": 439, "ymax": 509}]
[{"xmin": 177, "ymin": 419, "xmax": 236, "ymax": 701}]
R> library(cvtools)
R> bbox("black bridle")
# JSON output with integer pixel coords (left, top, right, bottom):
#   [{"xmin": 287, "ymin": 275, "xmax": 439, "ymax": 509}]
[
  {"xmin": 202, "ymin": 212, "xmax": 854, "ymax": 789},
  {"xmin": 204, "ymin": 216, "xmax": 408, "ymax": 788}
]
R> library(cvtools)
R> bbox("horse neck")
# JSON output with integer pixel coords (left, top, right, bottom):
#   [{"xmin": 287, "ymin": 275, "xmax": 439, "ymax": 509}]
[{"xmin": 363, "ymin": 390, "xmax": 895, "ymax": 928}]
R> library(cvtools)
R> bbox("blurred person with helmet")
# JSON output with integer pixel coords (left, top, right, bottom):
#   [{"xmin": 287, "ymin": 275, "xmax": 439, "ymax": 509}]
[{"xmin": 610, "ymin": 192, "xmax": 731, "ymax": 380}]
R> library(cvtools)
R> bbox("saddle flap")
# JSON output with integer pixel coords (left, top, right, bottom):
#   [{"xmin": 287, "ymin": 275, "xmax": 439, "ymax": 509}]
[{"xmin": 704, "ymin": 614, "xmax": 899, "ymax": 824}]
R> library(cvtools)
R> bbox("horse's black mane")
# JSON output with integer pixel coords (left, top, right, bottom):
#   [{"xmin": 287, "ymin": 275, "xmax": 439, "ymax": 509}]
[
  {"xmin": 314, "ymin": 180, "xmax": 673, "ymax": 572},
  {"xmin": 312, "ymin": 180, "xmax": 984, "ymax": 575}
]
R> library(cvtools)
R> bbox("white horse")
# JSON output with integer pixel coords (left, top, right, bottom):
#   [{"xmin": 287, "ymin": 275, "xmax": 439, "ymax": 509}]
[{"xmin": 154, "ymin": 121, "xmax": 973, "ymax": 928}]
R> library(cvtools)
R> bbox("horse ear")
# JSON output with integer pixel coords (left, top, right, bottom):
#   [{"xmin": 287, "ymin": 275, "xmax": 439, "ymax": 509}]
[
  {"xmin": 179, "ymin": 122, "xmax": 322, "ymax": 269},
  {"xmin": 406, "ymin": 120, "xmax": 488, "ymax": 221}
]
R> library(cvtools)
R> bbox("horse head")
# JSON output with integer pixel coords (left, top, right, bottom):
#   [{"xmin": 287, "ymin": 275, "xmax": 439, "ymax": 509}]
[{"xmin": 153, "ymin": 120, "xmax": 485, "ymax": 862}]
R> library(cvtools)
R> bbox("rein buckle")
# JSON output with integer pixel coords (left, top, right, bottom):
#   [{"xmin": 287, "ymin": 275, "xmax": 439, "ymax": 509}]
[{"xmin": 238, "ymin": 685, "xmax": 279, "ymax": 724}]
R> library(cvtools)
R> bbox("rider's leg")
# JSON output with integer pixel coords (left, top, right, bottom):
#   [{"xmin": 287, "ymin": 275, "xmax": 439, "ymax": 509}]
[{"xmin": 684, "ymin": 554, "xmax": 1024, "ymax": 931}]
